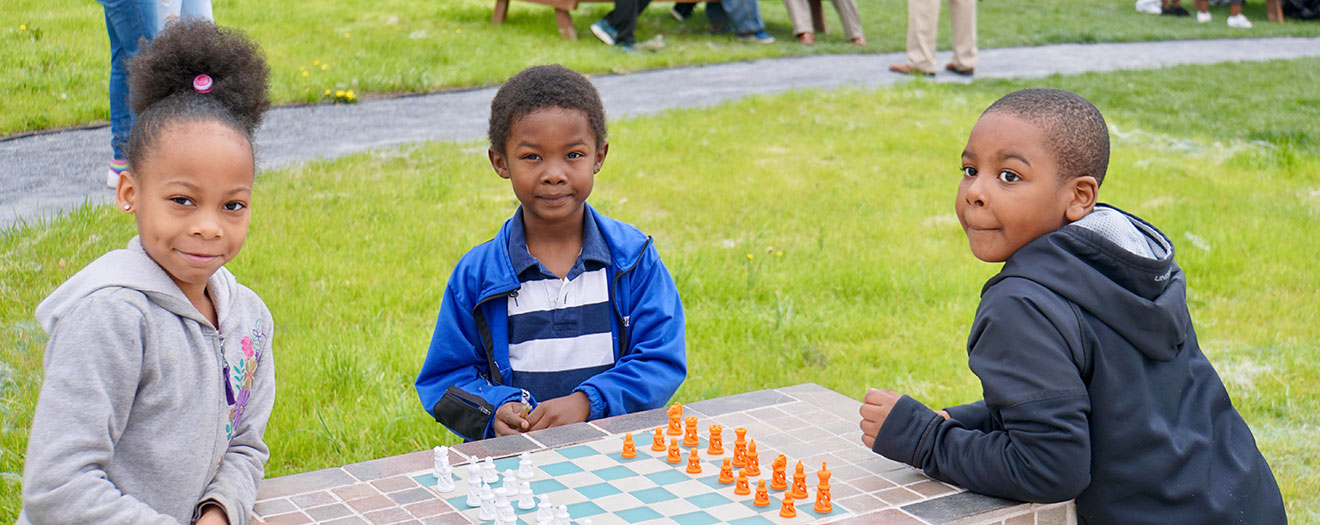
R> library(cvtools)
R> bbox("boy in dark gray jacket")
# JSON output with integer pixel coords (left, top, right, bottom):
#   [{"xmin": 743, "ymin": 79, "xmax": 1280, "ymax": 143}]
[{"xmin": 859, "ymin": 89, "xmax": 1285, "ymax": 524}]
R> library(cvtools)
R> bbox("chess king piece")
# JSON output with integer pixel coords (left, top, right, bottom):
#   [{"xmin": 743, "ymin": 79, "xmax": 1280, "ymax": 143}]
[
  {"xmin": 732, "ymin": 427, "xmax": 748, "ymax": 467},
  {"xmin": 667, "ymin": 438, "xmax": 682, "ymax": 463},
  {"xmin": 718, "ymin": 458, "xmax": 735, "ymax": 484},
  {"xmin": 771, "ymin": 454, "xmax": 789, "ymax": 490},
  {"xmin": 745, "ymin": 440, "xmax": 760, "ymax": 476},
  {"xmin": 433, "ymin": 445, "xmax": 449, "ymax": 476},
  {"xmin": 683, "ymin": 416, "xmax": 700, "ymax": 447},
  {"xmin": 707, "ymin": 424, "xmax": 724, "ymax": 455},
  {"xmin": 791, "ymin": 460, "xmax": 808, "ymax": 499},
  {"xmin": 779, "ymin": 493, "xmax": 797, "ymax": 518},
  {"xmin": 735, "ymin": 469, "xmax": 751, "ymax": 495},
  {"xmin": 666, "ymin": 403, "xmax": 684, "ymax": 435},
  {"xmin": 815, "ymin": 461, "xmax": 833, "ymax": 513},
  {"xmin": 686, "ymin": 447, "xmax": 703, "ymax": 474},
  {"xmin": 753, "ymin": 480, "xmax": 771, "ymax": 506},
  {"xmin": 652, "ymin": 426, "xmax": 667, "ymax": 452}
]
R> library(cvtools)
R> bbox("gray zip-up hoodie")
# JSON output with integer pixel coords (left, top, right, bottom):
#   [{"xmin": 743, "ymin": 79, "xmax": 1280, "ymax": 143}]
[{"xmin": 20, "ymin": 236, "xmax": 275, "ymax": 525}]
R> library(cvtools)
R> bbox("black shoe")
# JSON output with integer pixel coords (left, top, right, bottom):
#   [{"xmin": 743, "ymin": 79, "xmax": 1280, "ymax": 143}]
[{"xmin": 1161, "ymin": 5, "xmax": 1190, "ymax": 16}]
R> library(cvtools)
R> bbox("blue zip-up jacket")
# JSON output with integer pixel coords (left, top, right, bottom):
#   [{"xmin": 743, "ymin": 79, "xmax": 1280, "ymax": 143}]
[
  {"xmin": 873, "ymin": 205, "xmax": 1285, "ymax": 524},
  {"xmin": 416, "ymin": 203, "xmax": 687, "ymax": 441}
]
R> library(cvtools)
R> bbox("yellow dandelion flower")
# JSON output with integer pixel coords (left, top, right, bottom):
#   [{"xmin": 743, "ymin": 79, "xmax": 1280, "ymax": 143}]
[
  {"xmin": 745, "ymin": 254, "xmax": 754, "ymax": 260},
  {"xmin": 776, "ymin": 251, "xmax": 784, "ymax": 257},
  {"xmin": 301, "ymin": 71, "xmax": 309, "ymax": 77},
  {"xmin": 321, "ymin": 64, "xmax": 328, "ymax": 70},
  {"xmin": 456, "ymin": 28, "xmax": 462, "ymax": 33},
  {"xmin": 343, "ymin": 32, "xmax": 351, "ymax": 38},
  {"xmin": 20, "ymin": 24, "xmax": 27, "ymax": 30},
  {"xmin": 346, "ymin": 90, "xmax": 355, "ymax": 99},
  {"xmin": 313, "ymin": 60, "xmax": 320, "ymax": 66},
  {"xmin": 335, "ymin": 90, "xmax": 345, "ymax": 97},
  {"xmin": 324, "ymin": 89, "xmax": 332, "ymax": 95}
]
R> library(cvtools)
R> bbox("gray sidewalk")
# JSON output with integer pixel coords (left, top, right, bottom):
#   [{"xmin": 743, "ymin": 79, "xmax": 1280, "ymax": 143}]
[{"xmin": 4, "ymin": 37, "xmax": 1319, "ymax": 229}]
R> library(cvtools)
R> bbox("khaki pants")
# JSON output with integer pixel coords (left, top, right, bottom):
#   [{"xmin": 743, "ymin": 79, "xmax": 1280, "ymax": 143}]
[
  {"xmin": 905, "ymin": 0, "xmax": 977, "ymax": 73},
  {"xmin": 783, "ymin": 0, "xmax": 864, "ymax": 40}
]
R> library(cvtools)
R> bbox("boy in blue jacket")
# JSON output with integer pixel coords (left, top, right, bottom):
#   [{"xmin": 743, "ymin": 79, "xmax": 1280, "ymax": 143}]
[
  {"xmin": 859, "ymin": 89, "xmax": 1285, "ymax": 523},
  {"xmin": 416, "ymin": 65, "xmax": 687, "ymax": 441}
]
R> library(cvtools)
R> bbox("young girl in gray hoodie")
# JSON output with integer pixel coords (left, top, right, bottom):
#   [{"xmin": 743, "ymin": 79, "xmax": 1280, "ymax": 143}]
[{"xmin": 21, "ymin": 19, "xmax": 275, "ymax": 525}]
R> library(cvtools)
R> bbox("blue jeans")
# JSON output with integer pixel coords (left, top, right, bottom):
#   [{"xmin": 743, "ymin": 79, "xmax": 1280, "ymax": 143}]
[
  {"xmin": 149, "ymin": 0, "xmax": 214, "ymax": 34},
  {"xmin": 711, "ymin": 0, "xmax": 765, "ymax": 34},
  {"xmin": 101, "ymin": 0, "xmax": 155, "ymax": 161}
]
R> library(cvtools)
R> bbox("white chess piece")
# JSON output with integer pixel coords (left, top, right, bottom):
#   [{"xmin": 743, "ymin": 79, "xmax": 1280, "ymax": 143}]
[
  {"xmin": 536, "ymin": 495, "xmax": 553, "ymax": 524},
  {"xmin": 582, "ymin": 520, "xmax": 593, "ymax": 525},
  {"xmin": 478, "ymin": 486, "xmax": 496, "ymax": 521},
  {"xmin": 518, "ymin": 481, "xmax": 536, "ymax": 510},
  {"xmin": 482, "ymin": 456, "xmax": 499, "ymax": 484},
  {"xmin": 502, "ymin": 469, "xmax": 518, "ymax": 494},
  {"xmin": 434, "ymin": 465, "xmax": 455, "ymax": 493},
  {"xmin": 466, "ymin": 461, "xmax": 481, "ymax": 481},
  {"xmin": 465, "ymin": 479, "xmax": 481, "ymax": 508},
  {"xmin": 496, "ymin": 498, "xmax": 517, "ymax": 525},
  {"xmin": 517, "ymin": 452, "xmax": 535, "ymax": 479},
  {"xmin": 553, "ymin": 504, "xmax": 571, "ymax": 525}
]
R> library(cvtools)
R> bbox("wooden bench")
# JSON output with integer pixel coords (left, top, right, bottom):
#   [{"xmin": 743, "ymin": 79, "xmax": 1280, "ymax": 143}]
[{"xmin": 491, "ymin": 0, "xmax": 837, "ymax": 40}]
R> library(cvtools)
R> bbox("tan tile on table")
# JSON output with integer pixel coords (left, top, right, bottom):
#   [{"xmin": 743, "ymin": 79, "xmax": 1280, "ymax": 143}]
[
  {"xmin": 263, "ymin": 511, "xmax": 313, "ymax": 524},
  {"xmin": 292, "ymin": 491, "xmax": 340, "ymax": 509},
  {"xmin": 908, "ymin": 480, "xmax": 958, "ymax": 498},
  {"xmin": 254, "ymin": 498, "xmax": 297, "ymax": 517},
  {"xmin": 363, "ymin": 506, "xmax": 413, "ymax": 524},
  {"xmin": 875, "ymin": 486, "xmax": 923, "ymax": 506},
  {"xmin": 371, "ymin": 476, "xmax": 419, "ymax": 493},
  {"xmin": 346, "ymin": 494, "xmax": 394, "ymax": 513},
  {"xmin": 828, "ymin": 508, "xmax": 926, "ymax": 524},
  {"xmin": 404, "ymin": 498, "xmax": 455, "ymax": 519},
  {"xmin": 305, "ymin": 503, "xmax": 354, "ymax": 521},
  {"xmin": 1005, "ymin": 511, "xmax": 1036, "ymax": 525},
  {"xmin": 333, "ymin": 483, "xmax": 382, "ymax": 501}
]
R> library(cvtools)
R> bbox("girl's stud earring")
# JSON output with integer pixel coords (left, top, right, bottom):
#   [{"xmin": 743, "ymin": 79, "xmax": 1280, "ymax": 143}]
[{"xmin": 123, "ymin": 204, "xmax": 131, "ymax": 211}]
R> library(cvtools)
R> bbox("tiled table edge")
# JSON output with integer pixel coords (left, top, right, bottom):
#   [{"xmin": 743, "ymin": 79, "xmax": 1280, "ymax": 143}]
[{"xmin": 252, "ymin": 383, "xmax": 1077, "ymax": 525}]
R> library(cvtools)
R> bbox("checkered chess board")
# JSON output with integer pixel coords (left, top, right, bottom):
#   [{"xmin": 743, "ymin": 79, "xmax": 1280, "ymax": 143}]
[{"xmin": 251, "ymin": 384, "xmax": 1075, "ymax": 524}]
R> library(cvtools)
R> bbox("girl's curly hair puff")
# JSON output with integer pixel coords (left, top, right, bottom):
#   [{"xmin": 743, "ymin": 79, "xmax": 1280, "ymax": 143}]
[{"xmin": 126, "ymin": 19, "xmax": 270, "ymax": 172}]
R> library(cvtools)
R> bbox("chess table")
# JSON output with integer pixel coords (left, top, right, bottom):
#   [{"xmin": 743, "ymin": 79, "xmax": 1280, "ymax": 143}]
[{"xmin": 251, "ymin": 383, "xmax": 1076, "ymax": 524}]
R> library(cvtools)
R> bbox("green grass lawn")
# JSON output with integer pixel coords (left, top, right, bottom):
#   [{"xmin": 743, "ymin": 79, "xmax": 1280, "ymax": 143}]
[
  {"xmin": 4, "ymin": 0, "xmax": 1320, "ymax": 135},
  {"xmin": 3, "ymin": 58, "xmax": 1319, "ymax": 522}
]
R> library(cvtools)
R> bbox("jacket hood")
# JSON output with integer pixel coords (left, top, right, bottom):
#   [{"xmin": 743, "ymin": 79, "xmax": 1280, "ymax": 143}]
[
  {"xmin": 466, "ymin": 202, "xmax": 653, "ymax": 302},
  {"xmin": 985, "ymin": 205, "xmax": 1190, "ymax": 361},
  {"xmin": 36, "ymin": 236, "xmax": 238, "ymax": 333}
]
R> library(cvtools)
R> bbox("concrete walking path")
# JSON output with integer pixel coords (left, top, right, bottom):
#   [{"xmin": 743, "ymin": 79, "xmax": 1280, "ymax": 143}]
[{"xmin": 3, "ymin": 37, "xmax": 1319, "ymax": 229}]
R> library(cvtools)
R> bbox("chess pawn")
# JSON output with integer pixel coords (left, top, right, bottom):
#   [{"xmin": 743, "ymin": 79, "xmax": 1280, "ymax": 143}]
[
  {"xmin": 622, "ymin": 433, "xmax": 638, "ymax": 458},
  {"xmin": 734, "ymin": 469, "xmax": 751, "ymax": 495},
  {"xmin": 536, "ymin": 495, "xmax": 554, "ymax": 524},
  {"xmin": 652, "ymin": 426, "xmax": 667, "ymax": 452},
  {"xmin": 683, "ymin": 416, "xmax": 700, "ymax": 447},
  {"xmin": 496, "ymin": 498, "xmax": 516, "ymax": 525},
  {"xmin": 732, "ymin": 427, "xmax": 748, "ymax": 467},
  {"xmin": 666, "ymin": 403, "xmax": 684, "ymax": 435},
  {"xmin": 554, "ymin": 504, "xmax": 571, "ymax": 525},
  {"xmin": 753, "ymin": 480, "xmax": 771, "ymax": 506},
  {"xmin": 718, "ymin": 458, "xmax": 735, "ymax": 484},
  {"xmin": 434, "ymin": 465, "xmax": 455, "ymax": 493},
  {"xmin": 707, "ymin": 424, "xmax": 724, "ymax": 455},
  {"xmin": 771, "ymin": 455, "xmax": 789, "ymax": 490},
  {"xmin": 518, "ymin": 452, "xmax": 535, "ymax": 479},
  {"xmin": 519, "ymin": 481, "xmax": 536, "ymax": 510},
  {"xmin": 779, "ymin": 493, "xmax": 797, "ymax": 518},
  {"xmin": 478, "ymin": 486, "xmax": 496, "ymax": 521},
  {"xmin": 686, "ymin": 448, "xmax": 703, "ymax": 474},
  {"xmin": 667, "ymin": 438, "xmax": 682, "ymax": 463},
  {"xmin": 482, "ymin": 456, "xmax": 499, "ymax": 484},
  {"xmin": 791, "ymin": 460, "xmax": 808, "ymax": 499},
  {"xmin": 503, "ymin": 469, "xmax": 519, "ymax": 494},
  {"xmin": 744, "ymin": 440, "xmax": 760, "ymax": 476}
]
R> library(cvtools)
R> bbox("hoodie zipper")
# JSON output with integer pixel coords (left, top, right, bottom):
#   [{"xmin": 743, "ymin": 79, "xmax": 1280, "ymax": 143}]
[{"xmin": 610, "ymin": 236, "xmax": 652, "ymax": 355}]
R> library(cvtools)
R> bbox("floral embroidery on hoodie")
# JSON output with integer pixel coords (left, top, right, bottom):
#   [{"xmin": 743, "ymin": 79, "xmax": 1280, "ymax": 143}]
[{"xmin": 225, "ymin": 328, "xmax": 265, "ymax": 442}]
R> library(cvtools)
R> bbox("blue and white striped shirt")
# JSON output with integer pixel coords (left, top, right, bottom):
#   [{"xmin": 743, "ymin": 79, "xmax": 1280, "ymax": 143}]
[{"xmin": 505, "ymin": 208, "xmax": 614, "ymax": 403}]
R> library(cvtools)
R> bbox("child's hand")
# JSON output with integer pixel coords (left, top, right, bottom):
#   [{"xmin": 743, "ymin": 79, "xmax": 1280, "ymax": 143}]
[
  {"xmin": 195, "ymin": 504, "xmax": 229, "ymax": 525},
  {"xmin": 859, "ymin": 388, "xmax": 951, "ymax": 448},
  {"xmin": 493, "ymin": 401, "xmax": 530, "ymax": 436},
  {"xmin": 527, "ymin": 391, "xmax": 590, "ymax": 431}
]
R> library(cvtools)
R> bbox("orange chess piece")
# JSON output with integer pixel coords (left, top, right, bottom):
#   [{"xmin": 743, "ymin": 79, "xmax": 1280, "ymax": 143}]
[
  {"xmin": 622, "ymin": 433, "xmax": 637, "ymax": 458},
  {"xmin": 686, "ymin": 448, "xmax": 702, "ymax": 474},
  {"xmin": 814, "ymin": 461, "xmax": 833, "ymax": 513},
  {"xmin": 666, "ymin": 403, "xmax": 683, "ymax": 435},
  {"xmin": 791, "ymin": 460, "xmax": 808, "ymax": 499},
  {"xmin": 683, "ymin": 416, "xmax": 700, "ymax": 447},
  {"xmin": 732, "ymin": 427, "xmax": 748, "ymax": 467},
  {"xmin": 707, "ymin": 424, "xmax": 724, "ymax": 455},
  {"xmin": 770, "ymin": 455, "xmax": 788, "ymax": 490},
  {"xmin": 734, "ymin": 469, "xmax": 750, "ymax": 495},
  {"xmin": 779, "ymin": 493, "xmax": 797, "ymax": 518},
  {"xmin": 651, "ymin": 427, "xmax": 666, "ymax": 452},
  {"xmin": 744, "ymin": 440, "xmax": 760, "ymax": 476},
  {"xmin": 718, "ymin": 458, "xmax": 735, "ymax": 484},
  {"xmin": 667, "ymin": 438, "xmax": 681, "ymax": 463},
  {"xmin": 753, "ymin": 480, "xmax": 770, "ymax": 506}
]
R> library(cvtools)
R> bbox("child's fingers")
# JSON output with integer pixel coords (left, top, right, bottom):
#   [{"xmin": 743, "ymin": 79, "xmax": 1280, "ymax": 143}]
[
  {"xmin": 864, "ymin": 388, "xmax": 899, "ymax": 405},
  {"xmin": 525, "ymin": 405, "xmax": 547, "ymax": 429}
]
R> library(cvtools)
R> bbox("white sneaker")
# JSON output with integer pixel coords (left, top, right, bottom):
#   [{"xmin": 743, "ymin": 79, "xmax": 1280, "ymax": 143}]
[
  {"xmin": 1135, "ymin": 0, "xmax": 1163, "ymax": 14},
  {"xmin": 1196, "ymin": 10, "xmax": 1212, "ymax": 22},
  {"xmin": 1226, "ymin": 13, "xmax": 1252, "ymax": 28}
]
